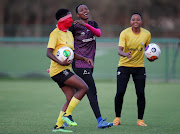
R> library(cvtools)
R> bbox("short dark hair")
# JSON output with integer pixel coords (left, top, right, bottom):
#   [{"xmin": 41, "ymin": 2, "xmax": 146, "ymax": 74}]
[
  {"xmin": 131, "ymin": 12, "xmax": 142, "ymax": 20},
  {"xmin": 76, "ymin": 4, "xmax": 83, "ymax": 13},
  {"xmin": 56, "ymin": 9, "xmax": 69, "ymax": 20}
]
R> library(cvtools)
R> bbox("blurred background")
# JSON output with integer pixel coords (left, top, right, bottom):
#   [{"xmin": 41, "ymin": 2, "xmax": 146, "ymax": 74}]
[{"xmin": 0, "ymin": 0, "xmax": 179, "ymax": 81}]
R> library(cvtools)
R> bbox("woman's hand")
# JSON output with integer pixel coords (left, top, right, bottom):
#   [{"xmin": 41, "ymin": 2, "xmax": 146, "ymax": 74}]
[
  {"xmin": 84, "ymin": 58, "xmax": 94, "ymax": 67},
  {"xmin": 60, "ymin": 57, "xmax": 73, "ymax": 66},
  {"xmin": 118, "ymin": 46, "xmax": 132, "ymax": 59},
  {"xmin": 74, "ymin": 53, "xmax": 94, "ymax": 67},
  {"xmin": 74, "ymin": 20, "xmax": 86, "ymax": 26},
  {"xmin": 147, "ymin": 56, "xmax": 158, "ymax": 62},
  {"xmin": 125, "ymin": 51, "xmax": 132, "ymax": 59},
  {"xmin": 147, "ymin": 58, "xmax": 154, "ymax": 62}
]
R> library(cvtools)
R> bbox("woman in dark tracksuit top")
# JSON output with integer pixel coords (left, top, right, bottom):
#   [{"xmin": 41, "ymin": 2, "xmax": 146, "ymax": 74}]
[{"xmin": 69, "ymin": 4, "xmax": 113, "ymax": 129}]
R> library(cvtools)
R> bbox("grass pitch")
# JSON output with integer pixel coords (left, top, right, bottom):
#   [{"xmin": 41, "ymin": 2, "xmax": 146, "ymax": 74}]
[{"xmin": 0, "ymin": 79, "xmax": 180, "ymax": 134}]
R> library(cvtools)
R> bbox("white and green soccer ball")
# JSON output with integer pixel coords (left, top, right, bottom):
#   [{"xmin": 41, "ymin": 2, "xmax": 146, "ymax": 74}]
[{"xmin": 56, "ymin": 46, "xmax": 74, "ymax": 62}]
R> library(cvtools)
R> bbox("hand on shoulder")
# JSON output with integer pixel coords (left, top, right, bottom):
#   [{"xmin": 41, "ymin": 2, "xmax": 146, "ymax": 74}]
[{"xmin": 74, "ymin": 20, "xmax": 86, "ymax": 26}]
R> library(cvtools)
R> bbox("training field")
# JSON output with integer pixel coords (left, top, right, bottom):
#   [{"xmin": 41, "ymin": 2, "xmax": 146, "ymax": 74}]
[{"xmin": 0, "ymin": 79, "xmax": 180, "ymax": 134}]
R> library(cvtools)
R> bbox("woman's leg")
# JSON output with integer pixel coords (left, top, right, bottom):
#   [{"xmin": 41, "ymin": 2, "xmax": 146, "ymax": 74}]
[
  {"xmin": 61, "ymin": 74, "xmax": 88, "ymax": 126},
  {"xmin": 56, "ymin": 86, "xmax": 75, "ymax": 127},
  {"xmin": 64, "ymin": 74, "xmax": 88, "ymax": 100},
  {"xmin": 132, "ymin": 67, "xmax": 146, "ymax": 120},
  {"xmin": 133, "ymin": 77, "xmax": 146, "ymax": 120},
  {"xmin": 61, "ymin": 86, "xmax": 76, "ymax": 112},
  {"xmin": 115, "ymin": 67, "xmax": 130, "ymax": 118},
  {"xmin": 73, "ymin": 68, "xmax": 101, "ymax": 119}
]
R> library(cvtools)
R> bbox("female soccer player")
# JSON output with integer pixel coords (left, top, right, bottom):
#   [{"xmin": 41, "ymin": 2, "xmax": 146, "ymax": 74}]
[
  {"xmin": 47, "ymin": 8, "xmax": 93, "ymax": 132},
  {"xmin": 113, "ymin": 13, "xmax": 152, "ymax": 127},
  {"xmin": 69, "ymin": 4, "xmax": 113, "ymax": 129}
]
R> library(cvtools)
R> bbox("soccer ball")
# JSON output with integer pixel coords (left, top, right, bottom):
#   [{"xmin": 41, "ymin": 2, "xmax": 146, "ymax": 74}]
[
  {"xmin": 56, "ymin": 46, "xmax": 74, "ymax": 62},
  {"xmin": 145, "ymin": 43, "xmax": 161, "ymax": 60}
]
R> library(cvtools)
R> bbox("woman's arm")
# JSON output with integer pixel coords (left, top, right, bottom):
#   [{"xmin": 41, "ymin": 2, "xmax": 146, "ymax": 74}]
[
  {"xmin": 73, "ymin": 20, "xmax": 101, "ymax": 37},
  {"xmin": 118, "ymin": 46, "xmax": 132, "ymax": 59},
  {"xmin": 85, "ymin": 23, "xmax": 101, "ymax": 37},
  {"xmin": 74, "ymin": 53, "xmax": 94, "ymax": 67}
]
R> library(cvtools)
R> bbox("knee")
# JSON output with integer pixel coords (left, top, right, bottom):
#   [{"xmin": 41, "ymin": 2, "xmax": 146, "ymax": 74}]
[
  {"xmin": 116, "ymin": 90, "xmax": 125, "ymax": 97},
  {"xmin": 137, "ymin": 92, "xmax": 145, "ymax": 99},
  {"xmin": 87, "ymin": 86, "xmax": 97, "ymax": 96},
  {"xmin": 115, "ymin": 92, "xmax": 124, "ymax": 101},
  {"xmin": 81, "ymin": 83, "xmax": 89, "ymax": 94}
]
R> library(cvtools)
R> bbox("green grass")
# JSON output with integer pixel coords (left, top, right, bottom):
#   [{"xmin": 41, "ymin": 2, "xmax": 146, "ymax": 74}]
[{"xmin": 0, "ymin": 80, "xmax": 180, "ymax": 134}]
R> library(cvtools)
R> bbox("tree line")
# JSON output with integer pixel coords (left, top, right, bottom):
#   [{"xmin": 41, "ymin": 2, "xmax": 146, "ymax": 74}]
[{"xmin": 0, "ymin": 0, "xmax": 179, "ymax": 37}]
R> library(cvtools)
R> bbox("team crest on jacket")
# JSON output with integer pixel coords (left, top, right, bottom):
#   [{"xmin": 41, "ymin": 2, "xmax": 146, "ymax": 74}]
[{"xmin": 81, "ymin": 32, "xmax": 85, "ymax": 36}]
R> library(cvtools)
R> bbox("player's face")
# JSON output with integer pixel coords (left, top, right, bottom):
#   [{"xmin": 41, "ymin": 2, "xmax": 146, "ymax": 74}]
[
  {"xmin": 130, "ymin": 14, "xmax": 142, "ymax": 28},
  {"xmin": 77, "ymin": 5, "xmax": 90, "ymax": 20}
]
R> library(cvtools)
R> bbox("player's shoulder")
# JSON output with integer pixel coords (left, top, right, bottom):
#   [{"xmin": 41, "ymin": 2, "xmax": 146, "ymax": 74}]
[
  {"xmin": 52, "ymin": 27, "xmax": 59, "ymax": 32},
  {"xmin": 50, "ymin": 27, "xmax": 59, "ymax": 35},
  {"xmin": 121, "ymin": 27, "xmax": 132, "ymax": 34},
  {"xmin": 67, "ymin": 30, "xmax": 73, "ymax": 36},
  {"xmin": 141, "ymin": 27, "xmax": 151, "ymax": 35}
]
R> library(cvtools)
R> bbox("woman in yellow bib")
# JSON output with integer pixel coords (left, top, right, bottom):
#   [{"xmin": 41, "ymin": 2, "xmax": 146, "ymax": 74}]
[
  {"xmin": 47, "ymin": 9, "xmax": 93, "ymax": 132},
  {"xmin": 113, "ymin": 13, "xmax": 152, "ymax": 127}
]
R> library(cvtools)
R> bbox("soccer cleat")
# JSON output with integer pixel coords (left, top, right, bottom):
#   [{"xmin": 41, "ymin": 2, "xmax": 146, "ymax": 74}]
[
  {"xmin": 137, "ymin": 120, "xmax": 147, "ymax": 126},
  {"xmin": 52, "ymin": 125, "xmax": 73, "ymax": 133},
  {"xmin": 98, "ymin": 118, "xmax": 113, "ymax": 129},
  {"xmin": 113, "ymin": 117, "xmax": 121, "ymax": 126},
  {"xmin": 61, "ymin": 114, "xmax": 77, "ymax": 127},
  {"xmin": 63, "ymin": 122, "xmax": 70, "ymax": 127}
]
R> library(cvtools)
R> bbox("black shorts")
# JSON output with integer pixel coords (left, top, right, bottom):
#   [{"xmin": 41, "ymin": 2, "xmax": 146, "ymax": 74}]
[
  {"xmin": 51, "ymin": 69, "xmax": 74, "ymax": 88},
  {"xmin": 117, "ymin": 66, "xmax": 146, "ymax": 79}
]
